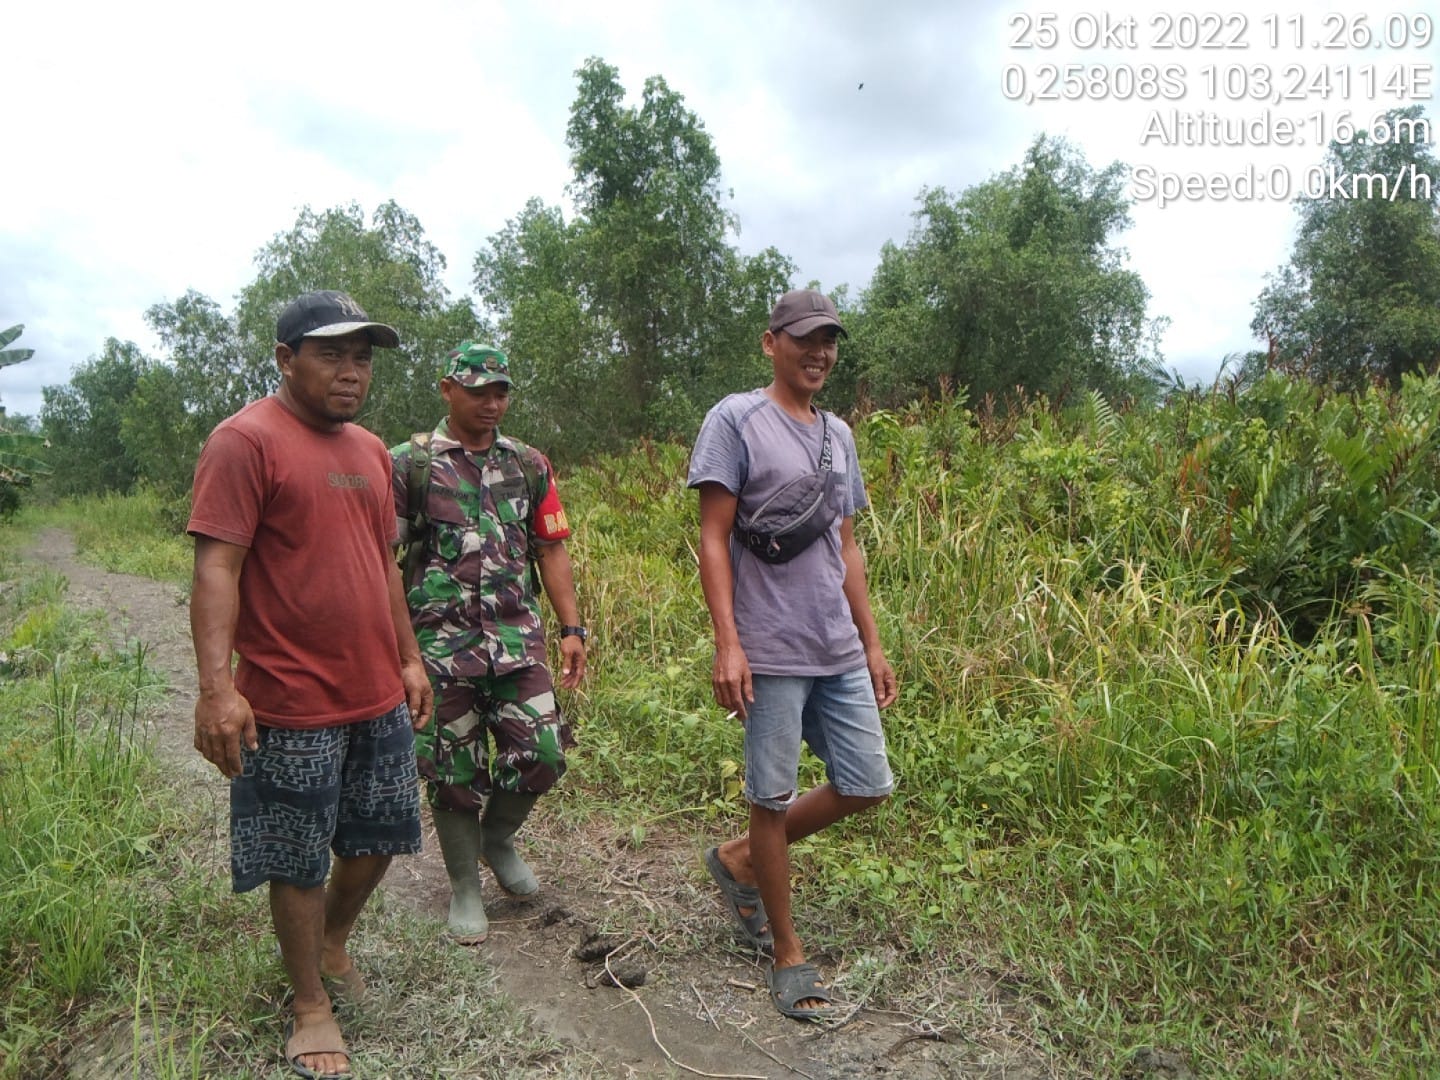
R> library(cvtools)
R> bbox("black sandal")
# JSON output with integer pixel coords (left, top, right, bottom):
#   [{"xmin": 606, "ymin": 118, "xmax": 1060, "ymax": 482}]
[{"xmin": 704, "ymin": 846, "xmax": 773, "ymax": 952}]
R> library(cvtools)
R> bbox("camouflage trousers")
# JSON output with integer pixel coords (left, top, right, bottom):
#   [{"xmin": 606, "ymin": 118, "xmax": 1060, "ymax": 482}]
[{"xmin": 417, "ymin": 665, "xmax": 575, "ymax": 813}]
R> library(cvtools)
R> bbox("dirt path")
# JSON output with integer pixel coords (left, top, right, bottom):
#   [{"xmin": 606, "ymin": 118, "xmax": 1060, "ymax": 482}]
[{"xmin": 30, "ymin": 528, "xmax": 1054, "ymax": 1079}]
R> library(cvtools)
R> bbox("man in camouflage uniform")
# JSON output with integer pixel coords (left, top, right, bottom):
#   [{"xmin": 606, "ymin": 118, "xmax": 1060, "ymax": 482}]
[{"xmin": 391, "ymin": 342, "xmax": 587, "ymax": 943}]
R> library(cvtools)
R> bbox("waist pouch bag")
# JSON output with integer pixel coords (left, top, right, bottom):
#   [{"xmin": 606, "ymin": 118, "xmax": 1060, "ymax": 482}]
[{"xmin": 733, "ymin": 411, "xmax": 841, "ymax": 564}]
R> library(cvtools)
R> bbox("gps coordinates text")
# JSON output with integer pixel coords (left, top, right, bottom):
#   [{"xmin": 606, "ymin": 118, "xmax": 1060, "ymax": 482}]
[{"xmin": 1005, "ymin": 8, "xmax": 1435, "ymax": 207}]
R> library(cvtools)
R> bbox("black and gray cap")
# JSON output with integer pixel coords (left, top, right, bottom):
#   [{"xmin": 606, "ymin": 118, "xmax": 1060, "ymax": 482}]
[{"xmin": 276, "ymin": 290, "xmax": 401, "ymax": 349}]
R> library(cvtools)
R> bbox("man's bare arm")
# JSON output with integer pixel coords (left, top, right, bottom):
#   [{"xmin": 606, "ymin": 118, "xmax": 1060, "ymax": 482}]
[
  {"xmin": 535, "ymin": 541, "xmax": 586, "ymax": 689},
  {"xmin": 697, "ymin": 483, "xmax": 752, "ymax": 719},
  {"xmin": 190, "ymin": 536, "xmax": 256, "ymax": 777},
  {"xmin": 839, "ymin": 517, "xmax": 897, "ymax": 709},
  {"xmin": 387, "ymin": 560, "xmax": 434, "ymax": 731}
]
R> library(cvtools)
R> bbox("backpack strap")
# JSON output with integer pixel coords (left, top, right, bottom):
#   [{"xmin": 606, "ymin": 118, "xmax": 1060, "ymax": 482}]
[
  {"xmin": 400, "ymin": 432, "xmax": 434, "ymax": 589},
  {"xmin": 517, "ymin": 449, "xmax": 544, "ymax": 516},
  {"xmin": 507, "ymin": 438, "xmax": 546, "ymax": 595}
]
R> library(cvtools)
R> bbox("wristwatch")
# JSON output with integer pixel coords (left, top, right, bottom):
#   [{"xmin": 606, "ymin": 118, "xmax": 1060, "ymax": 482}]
[{"xmin": 560, "ymin": 625, "xmax": 589, "ymax": 643}]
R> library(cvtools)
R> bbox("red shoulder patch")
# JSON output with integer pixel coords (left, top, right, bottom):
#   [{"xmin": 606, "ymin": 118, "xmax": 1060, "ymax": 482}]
[{"xmin": 532, "ymin": 470, "xmax": 571, "ymax": 541}]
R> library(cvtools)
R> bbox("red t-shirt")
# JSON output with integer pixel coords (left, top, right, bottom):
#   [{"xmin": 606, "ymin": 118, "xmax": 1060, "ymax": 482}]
[{"xmin": 187, "ymin": 397, "xmax": 404, "ymax": 728}]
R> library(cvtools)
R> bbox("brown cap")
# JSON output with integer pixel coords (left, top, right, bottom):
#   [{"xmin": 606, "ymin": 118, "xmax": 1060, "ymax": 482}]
[{"xmin": 768, "ymin": 289, "xmax": 847, "ymax": 339}]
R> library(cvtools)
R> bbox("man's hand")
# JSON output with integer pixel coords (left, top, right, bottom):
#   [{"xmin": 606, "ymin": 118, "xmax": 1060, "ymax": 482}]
[
  {"xmin": 401, "ymin": 658, "xmax": 433, "ymax": 731},
  {"xmin": 558, "ymin": 636, "xmax": 586, "ymax": 690},
  {"xmin": 194, "ymin": 686, "xmax": 257, "ymax": 778},
  {"xmin": 712, "ymin": 641, "xmax": 754, "ymax": 720},
  {"xmin": 866, "ymin": 645, "xmax": 898, "ymax": 709}
]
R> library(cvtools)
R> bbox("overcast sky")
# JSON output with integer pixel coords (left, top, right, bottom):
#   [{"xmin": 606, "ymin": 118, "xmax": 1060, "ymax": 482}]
[{"xmin": 3, "ymin": 0, "xmax": 1435, "ymax": 419}]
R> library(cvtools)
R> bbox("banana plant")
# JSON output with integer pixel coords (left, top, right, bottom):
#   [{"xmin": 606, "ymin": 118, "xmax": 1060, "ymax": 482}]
[
  {"xmin": 0, "ymin": 323, "xmax": 35, "ymax": 370},
  {"xmin": 0, "ymin": 324, "xmax": 48, "ymax": 491}
]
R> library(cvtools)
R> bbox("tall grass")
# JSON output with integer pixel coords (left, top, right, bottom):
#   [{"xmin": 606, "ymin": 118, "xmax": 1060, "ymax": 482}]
[
  {"xmin": 10, "ymin": 372, "xmax": 1440, "ymax": 1075},
  {"xmin": 0, "ymin": 565, "xmax": 172, "ymax": 1073},
  {"xmin": 44, "ymin": 486, "xmax": 193, "ymax": 581},
  {"xmin": 563, "ymin": 377, "xmax": 1440, "ymax": 1075}
]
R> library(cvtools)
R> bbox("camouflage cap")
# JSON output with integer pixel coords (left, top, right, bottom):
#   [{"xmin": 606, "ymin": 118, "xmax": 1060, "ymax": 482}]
[{"xmin": 443, "ymin": 342, "xmax": 512, "ymax": 388}]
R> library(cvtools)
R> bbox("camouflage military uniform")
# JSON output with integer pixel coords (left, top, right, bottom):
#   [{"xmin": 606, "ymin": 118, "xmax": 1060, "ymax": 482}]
[{"xmin": 391, "ymin": 418, "xmax": 575, "ymax": 812}]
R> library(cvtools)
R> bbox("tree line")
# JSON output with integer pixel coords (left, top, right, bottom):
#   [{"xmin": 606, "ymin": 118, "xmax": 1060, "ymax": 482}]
[{"xmin": 5, "ymin": 58, "xmax": 1437, "ymax": 506}]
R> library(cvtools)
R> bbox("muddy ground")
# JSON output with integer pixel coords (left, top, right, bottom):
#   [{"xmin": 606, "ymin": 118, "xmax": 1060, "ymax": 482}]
[{"xmin": 27, "ymin": 528, "xmax": 1072, "ymax": 1079}]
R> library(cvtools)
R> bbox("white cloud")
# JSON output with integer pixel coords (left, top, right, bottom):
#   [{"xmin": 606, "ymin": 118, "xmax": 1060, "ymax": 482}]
[{"xmin": 2, "ymin": 0, "xmax": 1426, "ymax": 416}]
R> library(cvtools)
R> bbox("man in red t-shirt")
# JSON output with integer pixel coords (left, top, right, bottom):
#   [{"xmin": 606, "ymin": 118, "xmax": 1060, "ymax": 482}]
[{"xmin": 188, "ymin": 290, "xmax": 433, "ymax": 1080}]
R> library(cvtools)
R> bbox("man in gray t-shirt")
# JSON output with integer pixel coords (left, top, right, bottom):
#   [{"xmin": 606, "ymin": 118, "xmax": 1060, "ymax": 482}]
[{"xmin": 688, "ymin": 288, "xmax": 897, "ymax": 1022}]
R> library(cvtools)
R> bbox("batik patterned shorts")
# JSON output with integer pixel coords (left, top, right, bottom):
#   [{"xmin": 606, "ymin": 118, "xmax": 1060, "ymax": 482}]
[{"xmin": 230, "ymin": 702, "xmax": 421, "ymax": 892}]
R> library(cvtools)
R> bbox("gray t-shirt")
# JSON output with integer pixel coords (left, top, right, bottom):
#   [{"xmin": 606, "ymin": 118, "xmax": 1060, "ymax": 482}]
[{"xmin": 687, "ymin": 389, "xmax": 868, "ymax": 676}]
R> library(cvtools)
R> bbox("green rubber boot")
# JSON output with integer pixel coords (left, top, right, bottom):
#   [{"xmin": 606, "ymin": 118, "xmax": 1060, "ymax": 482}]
[
  {"xmin": 431, "ymin": 808, "xmax": 489, "ymax": 943},
  {"xmin": 480, "ymin": 791, "xmax": 540, "ymax": 896}
]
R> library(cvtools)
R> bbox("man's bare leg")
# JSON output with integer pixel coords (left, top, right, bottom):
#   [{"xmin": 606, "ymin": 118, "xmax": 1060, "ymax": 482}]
[
  {"xmin": 716, "ymin": 783, "xmax": 886, "ymax": 892},
  {"xmin": 747, "ymin": 802, "xmax": 796, "ymax": 958},
  {"xmin": 718, "ymin": 785, "xmax": 886, "ymax": 1010},
  {"xmin": 272, "ymin": 854, "xmax": 390, "ymax": 1076},
  {"xmin": 321, "ymin": 853, "xmax": 391, "ymax": 982}
]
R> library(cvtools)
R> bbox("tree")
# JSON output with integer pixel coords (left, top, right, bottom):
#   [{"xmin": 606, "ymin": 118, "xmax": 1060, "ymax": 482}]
[
  {"xmin": 474, "ymin": 199, "xmax": 599, "ymax": 451},
  {"xmin": 848, "ymin": 136, "xmax": 1165, "ymax": 410},
  {"xmin": 120, "ymin": 360, "xmax": 201, "ymax": 495},
  {"xmin": 40, "ymin": 339, "xmax": 151, "ymax": 496},
  {"xmin": 31, "ymin": 201, "xmax": 490, "ymax": 498},
  {"xmin": 38, "ymin": 202, "xmax": 478, "ymax": 496},
  {"xmin": 475, "ymin": 58, "xmax": 793, "ymax": 460},
  {"xmin": 0, "ymin": 323, "xmax": 35, "ymax": 391},
  {"xmin": 235, "ymin": 201, "xmax": 486, "ymax": 446},
  {"xmin": 1251, "ymin": 106, "xmax": 1440, "ymax": 387},
  {"xmin": 139, "ymin": 202, "xmax": 486, "ymax": 474},
  {"xmin": 115, "ymin": 290, "xmax": 247, "ymax": 494},
  {"xmin": 143, "ymin": 289, "xmax": 246, "ymax": 431}
]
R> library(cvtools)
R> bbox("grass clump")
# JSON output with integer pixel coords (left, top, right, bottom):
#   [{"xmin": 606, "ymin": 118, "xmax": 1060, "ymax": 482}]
[
  {"xmin": 562, "ymin": 376, "xmax": 1440, "ymax": 1076},
  {"xmin": 44, "ymin": 487, "xmax": 193, "ymax": 583},
  {"xmin": 0, "ymin": 535, "xmax": 578, "ymax": 1079},
  {"xmin": 0, "ymin": 566, "xmax": 174, "ymax": 1074}
]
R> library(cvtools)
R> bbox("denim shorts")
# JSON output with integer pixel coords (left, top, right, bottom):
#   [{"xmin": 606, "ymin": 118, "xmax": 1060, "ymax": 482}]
[
  {"xmin": 230, "ymin": 702, "xmax": 422, "ymax": 893},
  {"xmin": 743, "ymin": 667, "xmax": 895, "ymax": 810}
]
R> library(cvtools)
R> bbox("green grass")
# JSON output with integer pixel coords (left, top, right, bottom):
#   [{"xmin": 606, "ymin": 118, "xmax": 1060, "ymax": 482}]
[
  {"xmin": 0, "ymin": 528, "xmax": 579, "ymax": 1079},
  {"xmin": 9, "ymin": 373, "xmax": 1440, "ymax": 1076},
  {"xmin": 43, "ymin": 487, "xmax": 193, "ymax": 582},
  {"xmin": 559, "ymin": 386, "xmax": 1440, "ymax": 1077}
]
